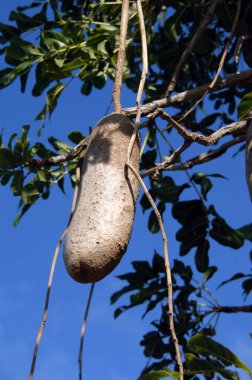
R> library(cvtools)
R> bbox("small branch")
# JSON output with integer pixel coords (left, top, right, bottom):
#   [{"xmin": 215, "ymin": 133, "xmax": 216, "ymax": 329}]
[
  {"xmin": 29, "ymin": 166, "xmax": 81, "ymax": 380},
  {"xmin": 214, "ymin": 305, "xmax": 252, "ymax": 313},
  {"xmin": 234, "ymin": 35, "xmax": 252, "ymax": 65},
  {"xmin": 123, "ymin": 69, "xmax": 252, "ymax": 118},
  {"xmin": 165, "ymin": 0, "xmax": 222, "ymax": 96},
  {"xmin": 141, "ymin": 135, "xmax": 245, "ymax": 177},
  {"xmin": 141, "ymin": 141, "xmax": 191, "ymax": 178},
  {"xmin": 180, "ymin": 0, "xmax": 241, "ymax": 120},
  {"xmin": 78, "ymin": 283, "xmax": 95, "ymax": 380},
  {"xmin": 126, "ymin": 0, "xmax": 148, "ymax": 163},
  {"xmin": 112, "ymin": 0, "xmax": 130, "ymax": 113},
  {"xmin": 160, "ymin": 110, "xmax": 247, "ymax": 146},
  {"xmin": 29, "ymin": 137, "xmax": 91, "ymax": 168}
]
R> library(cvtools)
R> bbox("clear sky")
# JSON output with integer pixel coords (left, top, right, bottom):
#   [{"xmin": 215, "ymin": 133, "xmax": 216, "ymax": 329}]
[{"xmin": 0, "ymin": 2, "xmax": 251, "ymax": 380}]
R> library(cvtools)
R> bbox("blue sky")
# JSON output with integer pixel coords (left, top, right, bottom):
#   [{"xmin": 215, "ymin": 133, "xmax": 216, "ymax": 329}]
[{"xmin": 0, "ymin": 2, "xmax": 251, "ymax": 380}]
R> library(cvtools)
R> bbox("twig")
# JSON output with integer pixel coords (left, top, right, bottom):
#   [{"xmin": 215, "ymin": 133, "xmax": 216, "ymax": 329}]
[
  {"xmin": 29, "ymin": 165, "xmax": 81, "ymax": 380},
  {"xmin": 165, "ymin": 0, "xmax": 222, "ymax": 96},
  {"xmin": 123, "ymin": 69, "xmax": 252, "ymax": 117},
  {"xmin": 78, "ymin": 283, "xmax": 95, "ymax": 380},
  {"xmin": 141, "ymin": 135, "xmax": 245, "ymax": 177},
  {"xmin": 234, "ymin": 36, "xmax": 250, "ymax": 65},
  {"xmin": 125, "ymin": 2, "xmax": 183, "ymax": 377},
  {"xmin": 179, "ymin": 0, "xmax": 241, "ymax": 121},
  {"xmin": 126, "ymin": 0, "xmax": 148, "ymax": 163},
  {"xmin": 29, "ymin": 137, "xmax": 91, "ymax": 168},
  {"xmin": 160, "ymin": 110, "xmax": 247, "ymax": 146},
  {"xmin": 112, "ymin": 0, "xmax": 130, "ymax": 113}
]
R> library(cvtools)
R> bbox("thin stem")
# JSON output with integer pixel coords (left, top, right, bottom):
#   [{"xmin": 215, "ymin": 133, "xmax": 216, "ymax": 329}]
[
  {"xmin": 78, "ymin": 283, "xmax": 95, "ymax": 380},
  {"xmin": 140, "ymin": 129, "xmax": 150, "ymax": 157},
  {"xmin": 29, "ymin": 166, "xmax": 81, "ymax": 380},
  {"xmin": 126, "ymin": 0, "xmax": 148, "ymax": 163}
]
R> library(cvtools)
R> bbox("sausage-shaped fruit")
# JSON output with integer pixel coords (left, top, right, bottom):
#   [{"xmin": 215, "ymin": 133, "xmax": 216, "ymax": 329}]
[{"xmin": 63, "ymin": 113, "xmax": 140, "ymax": 283}]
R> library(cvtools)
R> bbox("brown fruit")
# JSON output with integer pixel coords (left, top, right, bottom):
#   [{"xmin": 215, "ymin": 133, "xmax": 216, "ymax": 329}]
[{"xmin": 63, "ymin": 113, "xmax": 140, "ymax": 283}]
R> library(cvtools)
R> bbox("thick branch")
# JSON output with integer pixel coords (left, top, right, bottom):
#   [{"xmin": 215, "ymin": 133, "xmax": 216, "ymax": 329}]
[
  {"xmin": 123, "ymin": 69, "xmax": 252, "ymax": 117},
  {"xmin": 165, "ymin": 0, "xmax": 223, "ymax": 96},
  {"xmin": 113, "ymin": 0, "xmax": 130, "ymax": 113},
  {"xmin": 141, "ymin": 135, "xmax": 245, "ymax": 177}
]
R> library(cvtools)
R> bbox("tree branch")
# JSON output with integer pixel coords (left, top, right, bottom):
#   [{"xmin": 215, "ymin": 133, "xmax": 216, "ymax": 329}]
[
  {"xmin": 165, "ymin": 0, "xmax": 223, "ymax": 96},
  {"xmin": 29, "ymin": 137, "xmax": 91, "ymax": 168},
  {"xmin": 123, "ymin": 69, "xmax": 252, "ymax": 117},
  {"xmin": 141, "ymin": 135, "xmax": 245, "ymax": 177},
  {"xmin": 78, "ymin": 283, "xmax": 95, "ymax": 380},
  {"xmin": 213, "ymin": 305, "xmax": 252, "ymax": 313},
  {"xmin": 160, "ymin": 110, "xmax": 248, "ymax": 146},
  {"xmin": 113, "ymin": 0, "xmax": 130, "ymax": 113},
  {"xmin": 180, "ymin": 0, "xmax": 241, "ymax": 120}
]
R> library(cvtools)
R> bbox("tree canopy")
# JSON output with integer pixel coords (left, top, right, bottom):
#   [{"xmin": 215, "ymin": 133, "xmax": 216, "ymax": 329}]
[{"xmin": 0, "ymin": 1, "xmax": 252, "ymax": 379}]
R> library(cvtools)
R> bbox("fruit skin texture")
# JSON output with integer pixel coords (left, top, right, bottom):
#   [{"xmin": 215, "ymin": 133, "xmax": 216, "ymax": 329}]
[{"xmin": 63, "ymin": 113, "xmax": 140, "ymax": 283}]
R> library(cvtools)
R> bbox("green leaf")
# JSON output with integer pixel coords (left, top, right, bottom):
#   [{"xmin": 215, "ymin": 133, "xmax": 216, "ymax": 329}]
[
  {"xmin": 10, "ymin": 170, "xmax": 24, "ymax": 195},
  {"xmin": 139, "ymin": 368, "xmax": 180, "ymax": 380},
  {"xmin": 13, "ymin": 204, "xmax": 31, "ymax": 227},
  {"xmin": 132, "ymin": 261, "xmax": 154, "ymax": 280},
  {"xmin": 195, "ymin": 240, "xmax": 209, "ymax": 273},
  {"xmin": 46, "ymin": 83, "xmax": 65, "ymax": 116},
  {"xmin": 210, "ymin": 217, "xmax": 244, "ymax": 249},
  {"xmin": 48, "ymin": 137, "xmax": 72, "ymax": 155},
  {"xmin": 185, "ymin": 353, "xmax": 239, "ymax": 380},
  {"xmin": 141, "ymin": 149, "xmax": 157, "ymax": 170},
  {"xmin": 191, "ymin": 172, "xmax": 212, "ymax": 200},
  {"xmin": 1, "ymin": 172, "xmax": 13, "ymax": 186},
  {"xmin": 172, "ymin": 200, "xmax": 207, "ymax": 225},
  {"xmin": 217, "ymin": 273, "xmax": 250, "ymax": 289},
  {"xmin": 152, "ymin": 252, "xmax": 165, "ymax": 273},
  {"xmin": 21, "ymin": 183, "xmax": 40, "ymax": 204},
  {"xmin": 242, "ymin": 278, "xmax": 252, "ymax": 298},
  {"xmin": 188, "ymin": 334, "xmax": 252, "ymax": 377},
  {"xmin": 204, "ymin": 266, "xmax": 218, "ymax": 282},
  {"xmin": 68, "ymin": 131, "xmax": 86, "ymax": 144},
  {"xmin": 238, "ymin": 223, "xmax": 252, "ymax": 242},
  {"xmin": 16, "ymin": 2, "xmax": 42, "ymax": 12},
  {"xmin": 0, "ymin": 148, "xmax": 18, "ymax": 169},
  {"xmin": 81, "ymin": 81, "xmax": 92, "ymax": 95},
  {"xmin": 237, "ymin": 92, "xmax": 252, "ymax": 119},
  {"xmin": 110, "ymin": 285, "xmax": 135, "ymax": 305},
  {"xmin": 0, "ymin": 68, "xmax": 17, "ymax": 89},
  {"xmin": 37, "ymin": 169, "xmax": 55, "ymax": 183}
]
